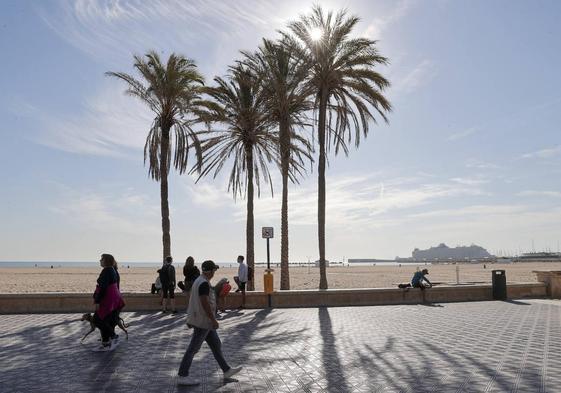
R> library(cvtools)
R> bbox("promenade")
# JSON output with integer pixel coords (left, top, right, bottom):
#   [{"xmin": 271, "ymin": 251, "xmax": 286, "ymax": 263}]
[{"xmin": 1, "ymin": 300, "xmax": 560, "ymax": 392}]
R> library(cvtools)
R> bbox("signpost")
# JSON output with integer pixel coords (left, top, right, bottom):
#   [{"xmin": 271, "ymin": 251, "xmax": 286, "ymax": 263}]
[{"xmin": 262, "ymin": 227, "xmax": 274, "ymax": 307}]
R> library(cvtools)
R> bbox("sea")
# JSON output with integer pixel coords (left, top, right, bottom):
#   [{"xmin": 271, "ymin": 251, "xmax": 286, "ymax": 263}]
[
  {"xmin": 0, "ymin": 261, "xmax": 429, "ymax": 268},
  {"xmin": 0, "ymin": 261, "xmax": 238, "ymax": 268}
]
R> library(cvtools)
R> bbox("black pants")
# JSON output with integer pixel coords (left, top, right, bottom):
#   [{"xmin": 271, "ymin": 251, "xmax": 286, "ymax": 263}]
[{"xmin": 94, "ymin": 310, "xmax": 120, "ymax": 342}]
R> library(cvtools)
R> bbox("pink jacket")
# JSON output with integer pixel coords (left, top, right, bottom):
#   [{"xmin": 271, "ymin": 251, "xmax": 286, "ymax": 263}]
[{"xmin": 94, "ymin": 282, "xmax": 125, "ymax": 320}]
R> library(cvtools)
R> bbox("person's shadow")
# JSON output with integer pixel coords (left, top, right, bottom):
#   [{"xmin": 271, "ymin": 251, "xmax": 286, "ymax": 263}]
[
  {"xmin": 217, "ymin": 309, "xmax": 244, "ymax": 320},
  {"xmin": 420, "ymin": 302, "xmax": 444, "ymax": 307}
]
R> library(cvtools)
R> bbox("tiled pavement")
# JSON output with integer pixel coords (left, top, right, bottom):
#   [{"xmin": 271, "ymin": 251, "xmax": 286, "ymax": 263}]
[{"xmin": 1, "ymin": 299, "xmax": 561, "ymax": 392}]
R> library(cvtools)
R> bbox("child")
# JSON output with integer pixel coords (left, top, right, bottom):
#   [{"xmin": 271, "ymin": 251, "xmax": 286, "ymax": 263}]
[{"xmin": 214, "ymin": 278, "xmax": 232, "ymax": 314}]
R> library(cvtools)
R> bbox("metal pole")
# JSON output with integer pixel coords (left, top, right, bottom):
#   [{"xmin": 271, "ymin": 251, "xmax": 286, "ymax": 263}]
[
  {"xmin": 267, "ymin": 238, "xmax": 270, "ymax": 270},
  {"xmin": 267, "ymin": 238, "xmax": 271, "ymax": 307}
]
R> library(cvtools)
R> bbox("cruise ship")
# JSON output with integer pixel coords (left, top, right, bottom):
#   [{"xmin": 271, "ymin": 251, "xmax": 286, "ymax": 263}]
[{"xmin": 515, "ymin": 252, "xmax": 561, "ymax": 262}]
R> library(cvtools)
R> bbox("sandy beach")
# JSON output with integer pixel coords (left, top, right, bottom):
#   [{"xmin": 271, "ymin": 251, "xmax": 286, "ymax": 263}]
[{"xmin": 0, "ymin": 262, "xmax": 559, "ymax": 294}]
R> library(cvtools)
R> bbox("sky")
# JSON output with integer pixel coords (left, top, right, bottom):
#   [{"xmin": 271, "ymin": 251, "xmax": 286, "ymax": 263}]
[{"xmin": 1, "ymin": 0, "xmax": 560, "ymax": 263}]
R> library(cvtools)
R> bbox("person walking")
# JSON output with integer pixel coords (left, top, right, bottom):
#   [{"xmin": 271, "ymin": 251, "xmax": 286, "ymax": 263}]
[
  {"xmin": 177, "ymin": 260, "xmax": 242, "ymax": 386},
  {"xmin": 92, "ymin": 253, "xmax": 125, "ymax": 351},
  {"xmin": 160, "ymin": 256, "xmax": 177, "ymax": 314},
  {"xmin": 233, "ymin": 255, "xmax": 248, "ymax": 309}
]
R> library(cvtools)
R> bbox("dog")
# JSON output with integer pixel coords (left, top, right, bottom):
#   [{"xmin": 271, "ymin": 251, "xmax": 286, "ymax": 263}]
[{"xmin": 80, "ymin": 313, "xmax": 128, "ymax": 342}]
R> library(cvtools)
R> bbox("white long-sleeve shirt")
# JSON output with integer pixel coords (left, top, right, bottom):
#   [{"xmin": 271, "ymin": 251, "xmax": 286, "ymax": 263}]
[{"xmin": 237, "ymin": 263, "xmax": 248, "ymax": 283}]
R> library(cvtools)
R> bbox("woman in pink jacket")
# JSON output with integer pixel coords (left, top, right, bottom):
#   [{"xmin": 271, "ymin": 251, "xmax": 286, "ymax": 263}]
[{"xmin": 92, "ymin": 253, "xmax": 125, "ymax": 351}]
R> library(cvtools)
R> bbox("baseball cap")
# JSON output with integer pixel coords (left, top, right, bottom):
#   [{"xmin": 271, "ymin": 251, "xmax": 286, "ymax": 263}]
[{"xmin": 202, "ymin": 260, "xmax": 219, "ymax": 272}]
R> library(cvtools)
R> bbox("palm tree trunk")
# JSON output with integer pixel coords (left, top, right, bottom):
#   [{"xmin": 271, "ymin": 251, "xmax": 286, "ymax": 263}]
[
  {"xmin": 280, "ymin": 119, "xmax": 290, "ymax": 290},
  {"xmin": 246, "ymin": 146, "xmax": 255, "ymax": 291},
  {"xmin": 318, "ymin": 90, "xmax": 328, "ymax": 290},
  {"xmin": 160, "ymin": 127, "xmax": 171, "ymax": 261}
]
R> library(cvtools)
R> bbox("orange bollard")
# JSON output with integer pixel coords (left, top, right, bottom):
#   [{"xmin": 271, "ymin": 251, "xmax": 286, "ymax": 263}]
[{"xmin": 264, "ymin": 270, "xmax": 274, "ymax": 294}]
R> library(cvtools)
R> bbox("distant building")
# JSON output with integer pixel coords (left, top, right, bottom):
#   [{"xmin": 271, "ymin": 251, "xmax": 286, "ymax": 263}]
[
  {"xmin": 348, "ymin": 259, "xmax": 377, "ymax": 264},
  {"xmin": 411, "ymin": 243, "xmax": 491, "ymax": 261},
  {"xmin": 314, "ymin": 260, "xmax": 330, "ymax": 267}
]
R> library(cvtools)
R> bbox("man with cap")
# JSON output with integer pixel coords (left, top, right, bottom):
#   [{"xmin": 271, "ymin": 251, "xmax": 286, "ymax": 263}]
[
  {"xmin": 411, "ymin": 268, "xmax": 432, "ymax": 290},
  {"xmin": 177, "ymin": 260, "xmax": 242, "ymax": 386}
]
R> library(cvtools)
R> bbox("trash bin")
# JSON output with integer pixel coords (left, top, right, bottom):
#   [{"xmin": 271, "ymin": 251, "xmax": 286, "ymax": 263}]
[{"xmin": 492, "ymin": 270, "xmax": 507, "ymax": 300}]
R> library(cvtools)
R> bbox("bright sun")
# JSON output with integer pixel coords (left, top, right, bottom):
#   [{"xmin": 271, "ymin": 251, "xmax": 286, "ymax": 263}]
[{"xmin": 310, "ymin": 27, "xmax": 323, "ymax": 41}]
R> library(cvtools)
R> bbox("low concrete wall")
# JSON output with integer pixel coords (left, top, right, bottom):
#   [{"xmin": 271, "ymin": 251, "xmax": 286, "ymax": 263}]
[
  {"xmin": 0, "ymin": 282, "xmax": 546, "ymax": 314},
  {"xmin": 534, "ymin": 271, "xmax": 561, "ymax": 298}
]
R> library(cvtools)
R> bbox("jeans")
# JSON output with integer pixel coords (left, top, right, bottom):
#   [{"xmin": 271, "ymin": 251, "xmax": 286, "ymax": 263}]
[{"xmin": 178, "ymin": 327, "xmax": 230, "ymax": 376}]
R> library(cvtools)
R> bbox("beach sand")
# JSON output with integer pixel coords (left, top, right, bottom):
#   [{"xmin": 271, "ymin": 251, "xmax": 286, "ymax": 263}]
[{"xmin": 0, "ymin": 262, "xmax": 559, "ymax": 294}]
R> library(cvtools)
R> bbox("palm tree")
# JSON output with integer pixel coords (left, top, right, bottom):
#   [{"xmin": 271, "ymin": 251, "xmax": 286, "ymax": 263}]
[
  {"xmin": 107, "ymin": 51, "xmax": 213, "ymax": 260},
  {"xmin": 284, "ymin": 6, "xmax": 392, "ymax": 289},
  {"xmin": 196, "ymin": 65, "xmax": 278, "ymax": 291},
  {"xmin": 242, "ymin": 39, "xmax": 313, "ymax": 290}
]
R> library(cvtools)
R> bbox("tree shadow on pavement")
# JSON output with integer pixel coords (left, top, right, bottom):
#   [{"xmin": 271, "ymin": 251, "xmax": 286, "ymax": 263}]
[
  {"xmin": 176, "ymin": 308, "xmax": 310, "ymax": 392},
  {"xmin": 318, "ymin": 307, "xmax": 352, "ymax": 392}
]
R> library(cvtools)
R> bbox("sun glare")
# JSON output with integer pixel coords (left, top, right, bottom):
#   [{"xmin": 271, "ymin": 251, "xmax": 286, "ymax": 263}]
[{"xmin": 310, "ymin": 27, "xmax": 323, "ymax": 41}]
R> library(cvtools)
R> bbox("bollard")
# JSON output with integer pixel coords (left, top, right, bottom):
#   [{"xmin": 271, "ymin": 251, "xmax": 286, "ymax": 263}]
[
  {"xmin": 264, "ymin": 269, "xmax": 274, "ymax": 307},
  {"xmin": 264, "ymin": 270, "xmax": 274, "ymax": 294}
]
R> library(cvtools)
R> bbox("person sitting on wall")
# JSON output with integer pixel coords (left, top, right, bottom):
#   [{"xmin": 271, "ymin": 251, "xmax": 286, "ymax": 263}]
[{"xmin": 411, "ymin": 268, "xmax": 432, "ymax": 290}]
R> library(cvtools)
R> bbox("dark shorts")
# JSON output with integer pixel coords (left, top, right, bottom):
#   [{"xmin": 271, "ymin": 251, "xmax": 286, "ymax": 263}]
[
  {"xmin": 239, "ymin": 282, "xmax": 246, "ymax": 291},
  {"xmin": 162, "ymin": 286, "xmax": 175, "ymax": 299}
]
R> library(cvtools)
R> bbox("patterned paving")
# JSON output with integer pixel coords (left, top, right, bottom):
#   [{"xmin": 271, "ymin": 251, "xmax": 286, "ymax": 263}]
[{"xmin": 1, "ymin": 299, "xmax": 560, "ymax": 392}]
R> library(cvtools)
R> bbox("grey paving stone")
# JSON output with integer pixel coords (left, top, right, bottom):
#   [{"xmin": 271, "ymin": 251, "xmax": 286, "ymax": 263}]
[{"xmin": 1, "ymin": 300, "xmax": 561, "ymax": 392}]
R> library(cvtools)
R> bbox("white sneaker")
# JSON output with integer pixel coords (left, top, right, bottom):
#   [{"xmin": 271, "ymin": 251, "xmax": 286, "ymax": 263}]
[
  {"xmin": 92, "ymin": 342, "xmax": 111, "ymax": 352},
  {"xmin": 224, "ymin": 366, "xmax": 242, "ymax": 379},
  {"xmin": 109, "ymin": 338, "xmax": 120, "ymax": 351},
  {"xmin": 177, "ymin": 376, "xmax": 200, "ymax": 386}
]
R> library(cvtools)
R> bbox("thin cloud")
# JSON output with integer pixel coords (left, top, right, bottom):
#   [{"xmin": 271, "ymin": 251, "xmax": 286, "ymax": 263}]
[
  {"xmin": 521, "ymin": 145, "xmax": 561, "ymax": 159},
  {"xmin": 30, "ymin": 84, "xmax": 152, "ymax": 157},
  {"xmin": 363, "ymin": 0, "xmax": 415, "ymax": 40},
  {"xmin": 409, "ymin": 205, "xmax": 561, "ymax": 234},
  {"xmin": 409, "ymin": 204, "xmax": 527, "ymax": 219},
  {"xmin": 448, "ymin": 126, "xmax": 478, "ymax": 141},
  {"xmin": 450, "ymin": 176, "xmax": 490, "ymax": 186},
  {"xmin": 392, "ymin": 59, "xmax": 437, "ymax": 95},
  {"xmin": 37, "ymin": 0, "xmax": 287, "ymax": 67},
  {"xmin": 186, "ymin": 180, "xmax": 233, "ymax": 209},
  {"xmin": 517, "ymin": 190, "xmax": 561, "ymax": 198},
  {"xmin": 49, "ymin": 185, "xmax": 159, "ymax": 235},
  {"xmin": 465, "ymin": 158, "xmax": 500, "ymax": 170},
  {"xmin": 227, "ymin": 174, "xmax": 490, "ymax": 228}
]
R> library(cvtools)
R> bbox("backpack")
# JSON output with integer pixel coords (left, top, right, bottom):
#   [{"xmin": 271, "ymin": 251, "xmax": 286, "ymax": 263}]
[
  {"xmin": 220, "ymin": 283, "xmax": 232, "ymax": 297},
  {"xmin": 159, "ymin": 264, "xmax": 171, "ymax": 285},
  {"xmin": 248, "ymin": 266, "xmax": 254, "ymax": 281}
]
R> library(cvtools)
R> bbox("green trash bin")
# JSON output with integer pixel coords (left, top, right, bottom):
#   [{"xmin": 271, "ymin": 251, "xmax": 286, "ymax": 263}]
[{"xmin": 492, "ymin": 270, "xmax": 507, "ymax": 300}]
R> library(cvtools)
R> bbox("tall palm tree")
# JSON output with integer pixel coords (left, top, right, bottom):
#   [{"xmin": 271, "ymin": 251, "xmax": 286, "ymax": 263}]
[
  {"xmin": 196, "ymin": 65, "xmax": 278, "ymax": 291},
  {"xmin": 107, "ymin": 51, "xmax": 213, "ymax": 260},
  {"xmin": 284, "ymin": 6, "xmax": 392, "ymax": 289},
  {"xmin": 242, "ymin": 39, "xmax": 313, "ymax": 290}
]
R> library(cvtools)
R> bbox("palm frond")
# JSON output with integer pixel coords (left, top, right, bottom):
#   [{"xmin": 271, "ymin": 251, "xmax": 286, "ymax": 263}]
[{"xmin": 108, "ymin": 51, "xmax": 213, "ymax": 180}]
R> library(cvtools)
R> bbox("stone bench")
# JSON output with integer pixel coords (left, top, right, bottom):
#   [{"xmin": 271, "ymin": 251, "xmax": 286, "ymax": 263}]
[{"xmin": 0, "ymin": 282, "xmax": 546, "ymax": 314}]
